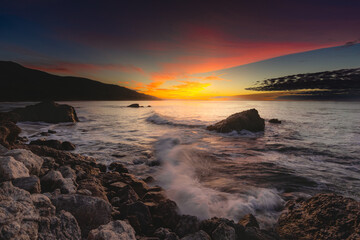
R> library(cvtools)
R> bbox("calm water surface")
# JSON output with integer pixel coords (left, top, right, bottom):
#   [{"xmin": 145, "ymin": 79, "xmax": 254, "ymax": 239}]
[{"xmin": 3, "ymin": 100, "xmax": 360, "ymax": 227}]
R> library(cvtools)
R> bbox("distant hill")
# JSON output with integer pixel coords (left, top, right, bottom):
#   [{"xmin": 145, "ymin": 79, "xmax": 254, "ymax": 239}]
[{"xmin": 0, "ymin": 61, "xmax": 159, "ymax": 101}]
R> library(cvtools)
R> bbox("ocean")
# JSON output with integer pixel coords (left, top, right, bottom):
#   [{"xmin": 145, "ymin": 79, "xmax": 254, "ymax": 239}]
[{"xmin": 2, "ymin": 100, "xmax": 360, "ymax": 228}]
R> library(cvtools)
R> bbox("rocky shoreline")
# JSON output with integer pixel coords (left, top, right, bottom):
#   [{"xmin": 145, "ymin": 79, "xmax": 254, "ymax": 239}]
[{"xmin": 1, "ymin": 102, "xmax": 359, "ymax": 240}]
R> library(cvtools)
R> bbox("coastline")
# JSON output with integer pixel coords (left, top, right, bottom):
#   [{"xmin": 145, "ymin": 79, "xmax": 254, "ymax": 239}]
[{"xmin": 1, "ymin": 102, "xmax": 359, "ymax": 240}]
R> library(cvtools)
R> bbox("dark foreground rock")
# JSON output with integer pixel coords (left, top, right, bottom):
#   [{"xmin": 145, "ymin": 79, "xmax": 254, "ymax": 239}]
[
  {"xmin": 9, "ymin": 101, "xmax": 79, "ymax": 123},
  {"xmin": 30, "ymin": 139, "xmax": 76, "ymax": 151},
  {"xmin": 277, "ymin": 193, "xmax": 360, "ymax": 240},
  {"xmin": 206, "ymin": 109, "xmax": 265, "ymax": 133},
  {"xmin": 269, "ymin": 119, "xmax": 281, "ymax": 124}
]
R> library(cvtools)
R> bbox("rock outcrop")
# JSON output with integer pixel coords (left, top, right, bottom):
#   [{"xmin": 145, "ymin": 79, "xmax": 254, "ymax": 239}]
[
  {"xmin": 30, "ymin": 139, "xmax": 76, "ymax": 151},
  {"xmin": 269, "ymin": 119, "xmax": 281, "ymax": 124},
  {"xmin": 206, "ymin": 109, "xmax": 265, "ymax": 133},
  {"xmin": 127, "ymin": 103, "xmax": 140, "ymax": 108},
  {"xmin": 9, "ymin": 101, "xmax": 79, "ymax": 123},
  {"xmin": 277, "ymin": 193, "xmax": 360, "ymax": 240}
]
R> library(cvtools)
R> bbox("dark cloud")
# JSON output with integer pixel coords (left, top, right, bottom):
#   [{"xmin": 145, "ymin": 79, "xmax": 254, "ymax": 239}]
[{"xmin": 246, "ymin": 67, "xmax": 360, "ymax": 100}]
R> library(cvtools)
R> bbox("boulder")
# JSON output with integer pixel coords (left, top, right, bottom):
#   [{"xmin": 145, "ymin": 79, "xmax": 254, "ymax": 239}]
[
  {"xmin": 181, "ymin": 230, "xmax": 211, "ymax": 240},
  {"xmin": 51, "ymin": 194, "xmax": 113, "ymax": 237},
  {"xmin": 0, "ymin": 156, "xmax": 29, "ymax": 181},
  {"xmin": 276, "ymin": 193, "xmax": 360, "ymax": 240},
  {"xmin": 206, "ymin": 109, "xmax": 265, "ymax": 133},
  {"xmin": 109, "ymin": 161, "xmax": 129, "ymax": 173},
  {"xmin": 212, "ymin": 222, "xmax": 236, "ymax": 240},
  {"xmin": 200, "ymin": 218, "xmax": 244, "ymax": 240},
  {"xmin": 269, "ymin": 119, "xmax": 281, "ymax": 124},
  {"xmin": 78, "ymin": 177, "xmax": 108, "ymax": 201},
  {"xmin": 127, "ymin": 103, "xmax": 140, "ymax": 108},
  {"xmin": 154, "ymin": 227, "xmax": 179, "ymax": 240},
  {"xmin": 41, "ymin": 170, "xmax": 64, "ymax": 192},
  {"xmin": 0, "ymin": 121, "xmax": 21, "ymax": 147},
  {"xmin": 0, "ymin": 182, "xmax": 81, "ymax": 240},
  {"xmin": 12, "ymin": 175, "xmax": 41, "ymax": 193},
  {"xmin": 9, "ymin": 101, "xmax": 79, "ymax": 123},
  {"xmin": 238, "ymin": 214, "xmax": 259, "ymax": 228},
  {"xmin": 125, "ymin": 201, "xmax": 153, "ymax": 234},
  {"xmin": 3, "ymin": 148, "xmax": 44, "ymax": 175},
  {"xmin": 87, "ymin": 220, "xmax": 136, "ymax": 240},
  {"xmin": 175, "ymin": 215, "xmax": 200, "ymax": 237},
  {"xmin": 30, "ymin": 139, "xmax": 76, "ymax": 151}
]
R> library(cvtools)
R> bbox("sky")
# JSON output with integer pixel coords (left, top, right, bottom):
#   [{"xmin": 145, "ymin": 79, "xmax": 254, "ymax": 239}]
[{"xmin": 1, "ymin": 0, "xmax": 360, "ymax": 100}]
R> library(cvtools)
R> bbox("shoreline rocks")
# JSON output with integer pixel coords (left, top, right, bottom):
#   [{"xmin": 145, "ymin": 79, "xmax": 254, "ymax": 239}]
[
  {"xmin": 207, "ymin": 109, "xmax": 265, "ymax": 133},
  {"xmin": 1, "ymin": 102, "xmax": 359, "ymax": 240}
]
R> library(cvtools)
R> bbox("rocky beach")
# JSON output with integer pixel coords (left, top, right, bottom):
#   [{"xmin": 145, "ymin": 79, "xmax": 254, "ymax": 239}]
[{"xmin": 0, "ymin": 101, "xmax": 359, "ymax": 240}]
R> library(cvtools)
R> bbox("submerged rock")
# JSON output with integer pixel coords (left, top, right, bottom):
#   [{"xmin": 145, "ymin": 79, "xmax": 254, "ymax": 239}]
[
  {"xmin": 127, "ymin": 103, "xmax": 140, "ymax": 108},
  {"xmin": 277, "ymin": 193, "xmax": 360, "ymax": 240},
  {"xmin": 269, "ymin": 119, "xmax": 281, "ymax": 124},
  {"xmin": 206, "ymin": 109, "xmax": 265, "ymax": 133},
  {"xmin": 9, "ymin": 101, "xmax": 79, "ymax": 123}
]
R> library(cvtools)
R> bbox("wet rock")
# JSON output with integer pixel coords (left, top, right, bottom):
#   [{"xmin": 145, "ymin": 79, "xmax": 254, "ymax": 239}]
[
  {"xmin": 175, "ymin": 215, "xmax": 200, "ymax": 237},
  {"xmin": 148, "ymin": 199, "xmax": 180, "ymax": 230},
  {"xmin": 51, "ymin": 194, "xmax": 112, "ymax": 237},
  {"xmin": 143, "ymin": 176, "xmax": 155, "ymax": 183},
  {"xmin": 200, "ymin": 218, "xmax": 244, "ymax": 239},
  {"xmin": 0, "ymin": 144, "xmax": 8, "ymax": 154},
  {"xmin": 238, "ymin": 214, "xmax": 259, "ymax": 228},
  {"xmin": 277, "ymin": 193, "xmax": 360, "ymax": 240},
  {"xmin": 155, "ymin": 227, "xmax": 179, "ymax": 240},
  {"xmin": 0, "ymin": 121, "xmax": 21, "ymax": 147},
  {"xmin": 3, "ymin": 148, "xmax": 44, "ymax": 175},
  {"xmin": 212, "ymin": 222, "xmax": 236, "ymax": 240},
  {"xmin": 12, "ymin": 175, "xmax": 41, "ymax": 193},
  {"xmin": 87, "ymin": 220, "xmax": 136, "ymax": 240},
  {"xmin": 109, "ymin": 161, "xmax": 129, "ymax": 173},
  {"xmin": 181, "ymin": 230, "xmax": 211, "ymax": 240},
  {"xmin": 121, "ymin": 173, "xmax": 149, "ymax": 198},
  {"xmin": 206, "ymin": 109, "xmax": 265, "ymax": 133},
  {"xmin": 0, "ymin": 156, "xmax": 29, "ymax": 181},
  {"xmin": 126, "ymin": 201, "xmax": 153, "ymax": 234},
  {"xmin": 58, "ymin": 165, "xmax": 77, "ymax": 181},
  {"xmin": 30, "ymin": 139, "xmax": 76, "ymax": 151},
  {"xmin": 9, "ymin": 101, "xmax": 79, "ymax": 123},
  {"xmin": 269, "ymin": 119, "xmax": 281, "ymax": 124},
  {"xmin": 243, "ymin": 227, "xmax": 279, "ymax": 240},
  {"xmin": 48, "ymin": 129, "xmax": 57, "ymax": 134}
]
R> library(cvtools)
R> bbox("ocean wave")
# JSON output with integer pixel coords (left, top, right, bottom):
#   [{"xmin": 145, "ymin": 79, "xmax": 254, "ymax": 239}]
[
  {"xmin": 146, "ymin": 113, "xmax": 206, "ymax": 128},
  {"xmin": 153, "ymin": 137, "xmax": 284, "ymax": 227}
]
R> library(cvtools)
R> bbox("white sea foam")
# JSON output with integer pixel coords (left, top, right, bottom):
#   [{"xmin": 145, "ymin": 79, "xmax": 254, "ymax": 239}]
[{"xmin": 154, "ymin": 137, "xmax": 284, "ymax": 227}]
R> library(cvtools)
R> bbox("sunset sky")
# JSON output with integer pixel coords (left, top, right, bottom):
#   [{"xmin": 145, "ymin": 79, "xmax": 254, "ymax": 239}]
[{"xmin": 1, "ymin": 0, "xmax": 360, "ymax": 99}]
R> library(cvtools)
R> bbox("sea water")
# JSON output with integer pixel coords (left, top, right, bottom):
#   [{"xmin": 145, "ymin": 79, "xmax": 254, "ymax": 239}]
[{"xmin": 3, "ymin": 100, "xmax": 360, "ymax": 227}]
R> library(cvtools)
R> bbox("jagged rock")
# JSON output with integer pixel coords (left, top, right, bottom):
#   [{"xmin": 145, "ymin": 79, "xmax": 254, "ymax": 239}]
[
  {"xmin": 175, "ymin": 215, "xmax": 200, "ymax": 237},
  {"xmin": 78, "ymin": 177, "xmax": 108, "ymax": 201},
  {"xmin": 127, "ymin": 103, "xmax": 140, "ymax": 108},
  {"xmin": 121, "ymin": 173, "xmax": 149, "ymax": 198},
  {"xmin": 0, "ymin": 156, "xmax": 29, "ymax": 181},
  {"xmin": 12, "ymin": 175, "xmax": 41, "ymax": 193},
  {"xmin": 243, "ymin": 227, "xmax": 279, "ymax": 240},
  {"xmin": 3, "ymin": 148, "xmax": 44, "ymax": 175},
  {"xmin": 41, "ymin": 170, "xmax": 64, "ymax": 192},
  {"xmin": 154, "ymin": 227, "xmax": 179, "ymax": 240},
  {"xmin": 87, "ymin": 220, "xmax": 136, "ymax": 240},
  {"xmin": 0, "ymin": 121, "xmax": 21, "ymax": 147},
  {"xmin": 30, "ymin": 139, "xmax": 76, "ymax": 151},
  {"xmin": 109, "ymin": 161, "xmax": 129, "ymax": 173},
  {"xmin": 206, "ymin": 109, "xmax": 265, "ymax": 133},
  {"xmin": 126, "ymin": 201, "xmax": 153, "ymax": 234},
  {"xmin": 108, "ymin": 182, "xmax": 139, "ymax": 206},
  {"xmin": 238, "ymin": 214, "xmax": 259, "ymax": 228},
  {"xmin": 148, "ymin": 199, "xmax": 180, "ymax": 230},
  {"xmin": 212, "ymin": 222, "xmax": 236, "ymax": 240},
  {"xmin": 58, "ymin": 166, "xmax": 77, "ymax": 181},
  {"xmin": 269, "ymin": 119, "xmax": 281, "ymax": 124},
  {"xmin": 277, "ymin": 193, "xmax": 360, "ymax": 240},
  {"xmin": 51, "ymin": 194, "xmax": 112, "ymax": 237},
  {"xmin": 0, "ymin": 182, "xmax": 81, "ymax": 240},
  {"xmin": 0, "ymin": 144, "xmax": 8, "ymax": 153},
  {"xmin": 9, "ymin": 101, "xmax": 79, "ymax": 123},
  {"xmin": 200, "ymin": 218, "xmax": 244, "ymax": 240},
  {"xmin": 60, "ymin": 178, "xmax": 77, "ymax": 194},
  {"xmin": 181, "ymin": 230, "xmax": 211, "ymax": 240}
]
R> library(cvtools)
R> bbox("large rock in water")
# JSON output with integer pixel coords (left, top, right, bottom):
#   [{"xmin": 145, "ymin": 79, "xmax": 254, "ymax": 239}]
[
  {"xmin": 206, "ymin": 109, "xmax": 265, "ymax": 133},
  {"xmin": 276, "ymin": 193, "xmax": 360, "ymax": 240},
  {"xmin": 9, "ymin": 101, "xmax": 79, "ymax": 123}
]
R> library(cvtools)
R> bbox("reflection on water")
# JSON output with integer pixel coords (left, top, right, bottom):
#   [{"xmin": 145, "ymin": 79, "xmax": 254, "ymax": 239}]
[{"xmin": 4, "ymin": 100, "xmax": 360, "ymax": 227}]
